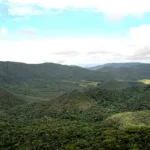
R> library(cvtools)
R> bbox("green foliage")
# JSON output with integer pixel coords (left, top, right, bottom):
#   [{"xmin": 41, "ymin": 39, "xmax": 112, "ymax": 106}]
[
  {"xmin": 99, "ymin": 80, "xmax": 144, "ymax": 90},
  {"xmin": 102, "ymin": 110, "xmax": 150, "ymax": 129},
  {"xmin": 0, "ymin": 88, "xmax": 25, "ymax": 110},
  {"xmin": 1, "ymin": 118, "xmax": 150, "ymax": 149},
  {"xmin": 0, "ymin": 85, "xmax": 149, "ymax": 149}
]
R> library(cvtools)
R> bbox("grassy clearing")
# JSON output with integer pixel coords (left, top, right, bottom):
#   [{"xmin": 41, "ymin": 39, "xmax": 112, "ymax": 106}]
[
  {"xmin": 63, "ymin": 80, "xmax": 99, "ymax": 87},
  {"xmin": 102, "ymin": 110, "xmax": 150, "ymax": 129},
  {"xmin": 79, "ymin": 82, "xmax": 98, "ymax": 87},
  {"xmin": 79, "ymin": 80, "xmax": 99, "ymax": 87},
  {"xmin": 138, "ymin": 79, "xmax": 150, "ymax": 84}
]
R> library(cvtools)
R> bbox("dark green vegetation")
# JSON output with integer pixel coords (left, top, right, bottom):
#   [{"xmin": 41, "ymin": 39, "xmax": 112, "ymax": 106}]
[
  {"xmin": 1, "ymin": 61, "xmax": 150, "ymax": 149},
  {"xmin": 89, "ymin": 62, "xmax": 150, "ymax": 81},
  {"xmin": 0, "ymin": 88, "xmax": 25, "ymax": 110},
  {"xmin": 89, "ymin": 62, "xmax": 143, "ymax": 70},
  {"xmin": 99, "ymin": 80, "xmax": 145, "ymax": 90}
]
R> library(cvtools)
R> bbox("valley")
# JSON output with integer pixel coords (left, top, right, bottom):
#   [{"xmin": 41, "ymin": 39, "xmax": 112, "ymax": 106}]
[{"xmin": 0, "ymin": 61, "xmax": 150, "ymax": 149}]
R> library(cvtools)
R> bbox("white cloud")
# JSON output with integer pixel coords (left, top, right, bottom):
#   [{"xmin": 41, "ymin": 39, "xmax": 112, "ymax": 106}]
[
  {"xmin": 12, "ymin": 17, "xmax": 28, "ymax": 21},
  {"xmin": 1, "ymin": 24, "xmax": 150, "ymax": 65},
  {"xmin": 0, "ymin": 37, "xmax": 119, "ymax": 64},
  {"xmin": 9, "ymin": 5, "xmax": 44, "ymax": 16},
  {"xmin": 8, "ymin": 2, "xmax": 63, "ymax": 16},
  {"xmin": 7, "ymin": 0, "xmax": 150, "ymax": 17},
  {"xmin": 129, "ymin": 25, "xmax": 150, "ymax": 45},
  {"xmin": 1, "ymin": 26, "xmax": 7, "ymax": 36}
]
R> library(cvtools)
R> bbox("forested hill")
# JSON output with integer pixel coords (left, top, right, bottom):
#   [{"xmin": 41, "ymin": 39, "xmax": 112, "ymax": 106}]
[
  {"xmin": 0, "ymin": 88, "xmax": 25, "ymax": 110},
  {"xmin": 88, "ymin": 62, "xmax": 145, "ymax": 70},
  {"xmin": 0, "ymin": 61, "xmax": 98, "ymax": 84},
  {"xmin": 95, "ymin": 63, "xmax": 150, "ymax": 81},
  {"xmin": 89, "ymin": 62, "xmax": 150, "ymax": 80}
]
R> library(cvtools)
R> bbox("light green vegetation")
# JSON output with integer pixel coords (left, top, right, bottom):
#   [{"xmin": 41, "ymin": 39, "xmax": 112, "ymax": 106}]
[
  {"xmin": 79, "ymin": 80, "xmax": 99, "ymax": 87},
  {"xmin": 102, "ymin": 110, "xmax": 150, "ymax": 130},
  {"xmin": 63, "ymin": 80, "xmax": 99, "ymax": 87},
  {"xmin": 138, "ymin": 79, "xmax": 150, "ymax": 84},
  {"xmin": 99, "ymin": 80, "xmax": 144, "ymax": 90}
]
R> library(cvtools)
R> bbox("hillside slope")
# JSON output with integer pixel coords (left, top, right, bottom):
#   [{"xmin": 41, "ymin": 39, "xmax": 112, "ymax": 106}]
[
  {"xmin": 1, "ymin": 61, "xmax": 150, "ymax": 86},
  {"xmin": 0, "ymin": 61, "xmax": 99, "ymax": 85},
  {"xmin": 89, "ymin": 62, "xmax": 142, "ymax": 70},
  {"xmin": 102, "ymin": 110, "xmax": 150, "ymax": 129},
  {"xmin": 99, "ymin": 80, "xmax": 144, "ymax": 90},
  {"xmin": 8, "ymin": 85, "xmax": 150, "ymax": 121},
  {"xmin": 0, "ymin": 88, "xmax": 25, "ymax": 110}
]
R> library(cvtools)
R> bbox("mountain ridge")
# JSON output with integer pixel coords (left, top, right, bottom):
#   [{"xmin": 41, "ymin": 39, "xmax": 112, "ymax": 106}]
[{"xmin": 88, "ymin": 62, "xmax": 148, "ymax": 70}]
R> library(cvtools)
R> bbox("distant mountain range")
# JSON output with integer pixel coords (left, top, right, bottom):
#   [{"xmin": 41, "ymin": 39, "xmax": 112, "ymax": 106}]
[
  {"xmin": 0, "ymin": 61, "xmax": 150, "ymax": 79},
  {"xmin": 88, "ymin": 62, "xmax": 145, "ymax": 70},
  {"xmin": 0, "ymin": 61, "xmax": 150, "ymax": 90}
]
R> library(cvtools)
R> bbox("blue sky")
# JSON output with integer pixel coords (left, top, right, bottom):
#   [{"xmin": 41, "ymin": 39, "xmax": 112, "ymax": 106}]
[{"xmin": 0, "ymin": 0, "xmax": 150, "ymax": 66}]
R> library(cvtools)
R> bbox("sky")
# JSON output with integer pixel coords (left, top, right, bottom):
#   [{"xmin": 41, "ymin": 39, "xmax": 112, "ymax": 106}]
[{"xmin": 0, "ymin": 0, "xmax": 150, "ymax": 66}]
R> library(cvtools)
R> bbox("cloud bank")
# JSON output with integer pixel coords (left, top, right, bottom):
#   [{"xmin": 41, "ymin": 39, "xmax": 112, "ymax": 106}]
[
  {"xmin": 0, "ymin": 26, "xmax": 7, "ymax": 36},
  {"xmin": 1, "ymin": 24, "xmax": 150, "ymax": 65},
  {"xmin": 0, "ymin": 0, "xmax": 149, "ymax": 17},
  {"xmin": 1, "ymin": 1, "xmax": 150, "ymax": 65}
]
